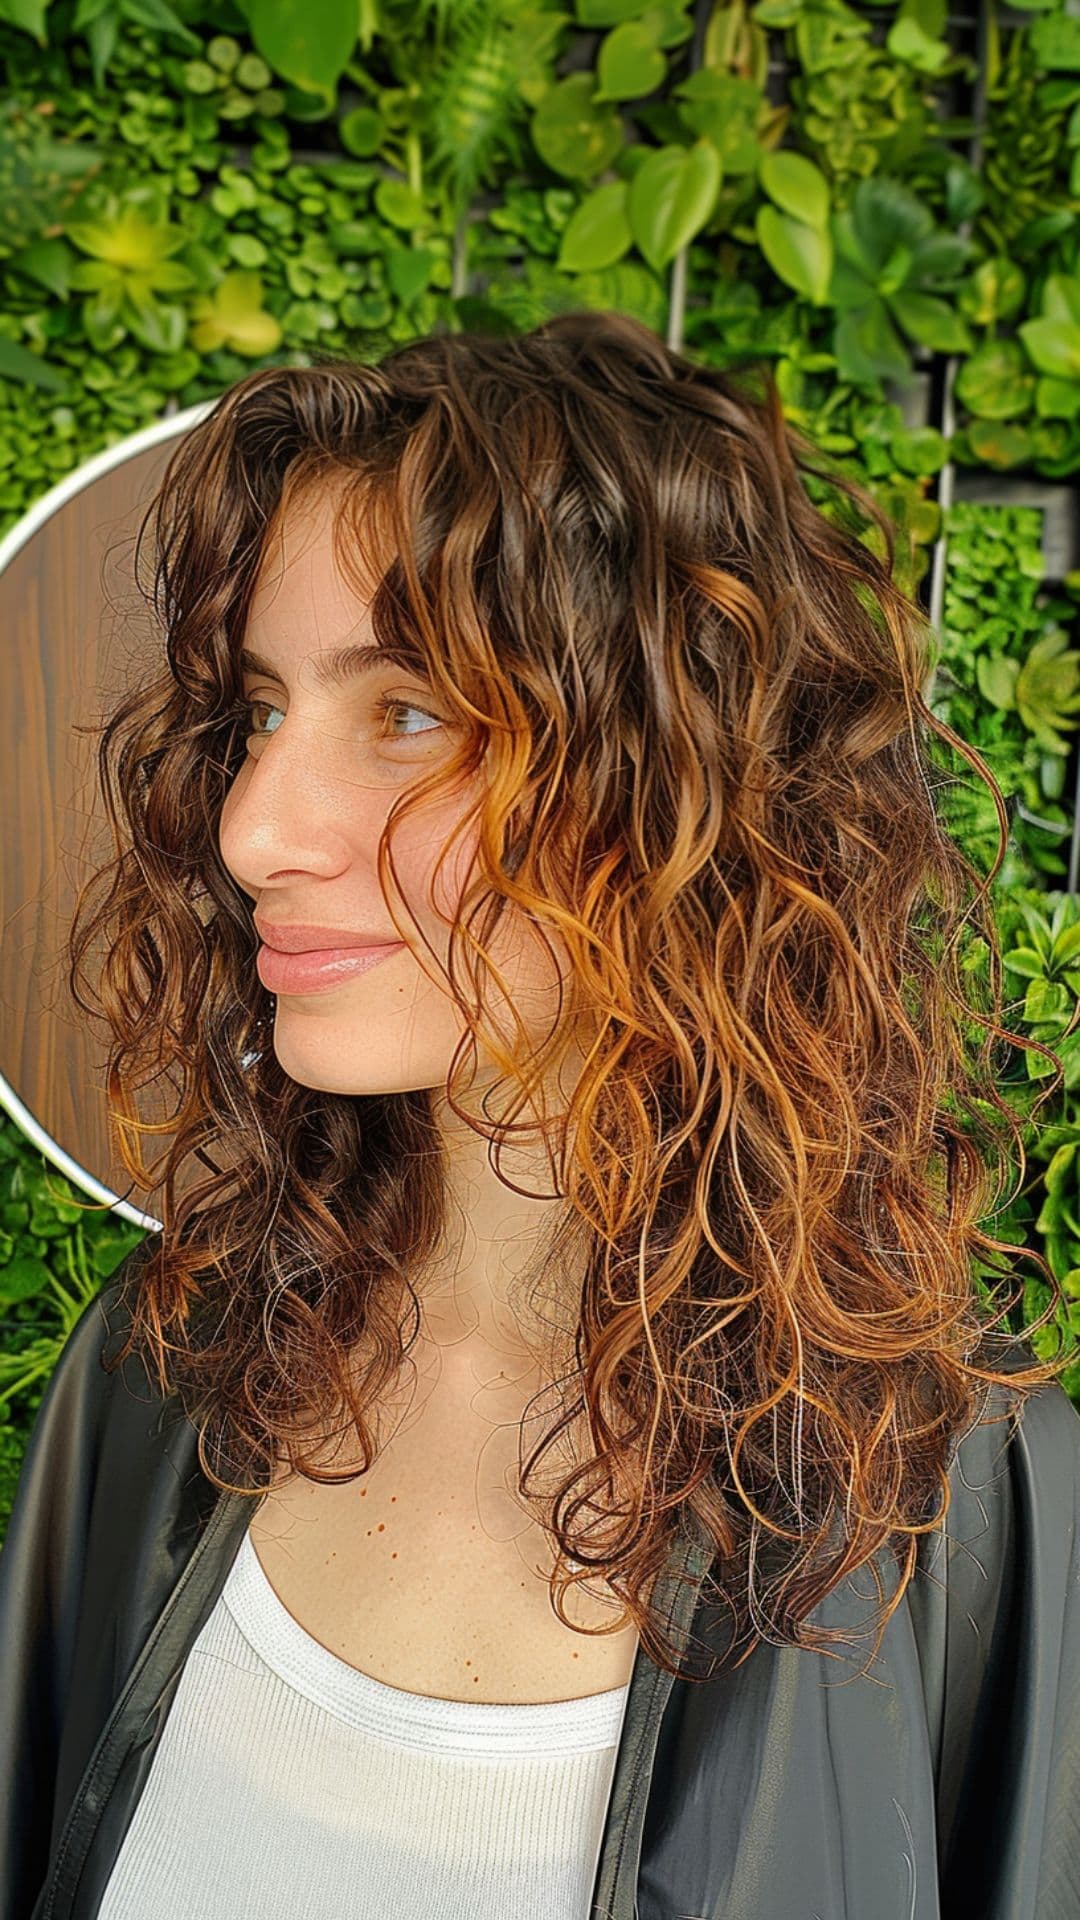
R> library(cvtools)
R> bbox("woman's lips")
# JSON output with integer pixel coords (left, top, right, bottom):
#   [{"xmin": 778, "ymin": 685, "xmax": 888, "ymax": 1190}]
[{"xmin": 256, "ymin": 941, "xmax": 406, "ymax": 995}]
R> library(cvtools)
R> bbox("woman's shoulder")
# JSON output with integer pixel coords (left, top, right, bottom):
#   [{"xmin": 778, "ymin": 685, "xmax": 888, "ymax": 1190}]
[
  {"xmin": 944, "ymin": 1341, "xmax": 1080, "ymax": 1537},
  {"xmin": 914, "ymin": 1343, "xmax": 1079, "ymax": 1619},
  {"xmin": 1, "ymin": 1234, "xmax": 184, "ymax": 1559},
  {"xmin": 820, "ymin": 1348, "xmax": 1079, "ymax": 1710},
  {"xmin": 905, "ymin": 1344, "xmax": 1080, "ymax": 1904},
  {"xmin": 44, "ymin": 1236, "xmax": 161, "ymax": 1417}
]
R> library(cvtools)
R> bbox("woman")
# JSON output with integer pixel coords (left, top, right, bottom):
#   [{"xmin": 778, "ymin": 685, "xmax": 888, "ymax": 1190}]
[{"xmin": 2, "ymin": 310, "xmax": 1078, "ymax": 1920}]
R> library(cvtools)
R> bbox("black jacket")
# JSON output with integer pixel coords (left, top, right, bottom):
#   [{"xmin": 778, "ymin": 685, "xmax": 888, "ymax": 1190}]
[{"xmin": 2, "ymin": 1236, "xmax": 1080, "ymax": 1920}]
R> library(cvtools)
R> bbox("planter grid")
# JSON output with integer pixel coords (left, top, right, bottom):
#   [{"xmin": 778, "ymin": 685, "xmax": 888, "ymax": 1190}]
[
  {"xmin": 926, "ymin": 0, "xmax": 1080, "ymax": 888},
  {"xmin": 180, "ymin": 5, "xmax": 1080, "ymax": 876}
]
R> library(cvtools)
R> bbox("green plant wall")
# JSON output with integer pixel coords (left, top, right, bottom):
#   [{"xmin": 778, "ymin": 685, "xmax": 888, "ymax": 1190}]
[{"xmin": 2, "ymin": 0, "xmax": 1080, "ymax": 1543}]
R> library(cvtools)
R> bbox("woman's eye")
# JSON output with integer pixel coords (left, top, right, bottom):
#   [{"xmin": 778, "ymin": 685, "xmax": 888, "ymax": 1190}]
[
  {"xmin": 372, "ymin": 693, "xmax": 446, "ymax": 739},
  {"xmin": 237, "ymin": 694, "xmax": 445, "ymax": 744},
  {"xmin": 240, "ymin": 698, "xmax": 280, "ymax": 738}
]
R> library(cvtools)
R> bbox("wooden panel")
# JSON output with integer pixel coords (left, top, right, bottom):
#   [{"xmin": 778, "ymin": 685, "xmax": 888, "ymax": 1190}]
[{"xmin": 0, "ymin": 411, "xmax": 214, "ymax": 1231}]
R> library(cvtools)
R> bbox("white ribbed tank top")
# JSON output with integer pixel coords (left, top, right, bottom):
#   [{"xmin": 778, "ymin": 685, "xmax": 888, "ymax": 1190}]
[{"xmin": 96, "ymin": 1523, "xmax": 633, "ymax": 1919}]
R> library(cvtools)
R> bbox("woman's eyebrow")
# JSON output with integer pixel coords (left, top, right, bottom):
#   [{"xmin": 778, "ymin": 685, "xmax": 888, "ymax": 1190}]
[{"xmin": 238, "ymin": 642, "xmax": 428, "ymax": 690}]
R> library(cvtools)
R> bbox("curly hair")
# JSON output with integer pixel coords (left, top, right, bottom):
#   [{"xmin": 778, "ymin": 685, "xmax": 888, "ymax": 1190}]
[{"xmin": 66, "ymin": 309, "xmax": 1071, "ymax": 1684}]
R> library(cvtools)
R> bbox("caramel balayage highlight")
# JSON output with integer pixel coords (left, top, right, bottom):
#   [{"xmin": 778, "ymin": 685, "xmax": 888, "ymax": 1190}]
[{"xmin": 67, "ymin": 310, "xmax": 1071, "ymax": 1682}]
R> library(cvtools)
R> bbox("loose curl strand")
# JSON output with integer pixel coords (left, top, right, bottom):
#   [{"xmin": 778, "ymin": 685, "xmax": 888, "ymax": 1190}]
[{"xmin": 65, "ymin": 310, "xmax": 1073, "ymax": 1684}]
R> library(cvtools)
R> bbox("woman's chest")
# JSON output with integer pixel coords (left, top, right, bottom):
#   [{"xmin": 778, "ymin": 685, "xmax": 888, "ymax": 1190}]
[{"xmin": 246, "ymin": 1404, "xmax": 640, "ymax": 1707}]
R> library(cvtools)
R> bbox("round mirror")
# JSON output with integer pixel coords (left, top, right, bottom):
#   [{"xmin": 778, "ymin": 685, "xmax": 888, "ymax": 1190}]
[{"xmin": 0, "ymin": 402, "xmax": 219, "ymax": 1235}]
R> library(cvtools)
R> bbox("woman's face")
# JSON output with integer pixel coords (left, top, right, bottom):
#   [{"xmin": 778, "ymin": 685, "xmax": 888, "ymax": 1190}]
[{"xmin": 218, "ymin": 482, "xmax": 572, "ymax": 1103}]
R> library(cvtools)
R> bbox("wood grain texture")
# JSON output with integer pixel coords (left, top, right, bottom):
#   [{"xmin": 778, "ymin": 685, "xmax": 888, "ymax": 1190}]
[{"xmin": 1, "ymin": 428, "xmax": 207, "ymax": 1221}]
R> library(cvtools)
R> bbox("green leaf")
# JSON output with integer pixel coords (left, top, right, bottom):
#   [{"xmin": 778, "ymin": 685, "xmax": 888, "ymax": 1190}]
[
  {"xmin": 954, "ymin": 339, "xmax": 1034, "ymax": 419},
  {"xmin": 8, "ymin": 238, "xmax": 73, "ymax": 301},
  {"xmin": 752, "ymin": 0, "xmax": 801, "ymax": 22},
  {"xmin": 0, "ymin": 1254, "xmax": 51, "ymax": 1305},
  {"xmin": 756, "ymin": 203, "xmax": 833, "ymax": 302},
  {"xmin": 889, "ymin": 425, "xmax": 948, "ymax": 476},
  {"xmin": 596, "ymin": 18, "xmax": 668, "ymax": 101},
  {"xmin": 887, "ymin": 21, "xmax": 949, "ymax": 74},
  {"xmin": 1040, "ymin": 271, "xmax": 1080, "ymax": 328},
  {"xmin": 850, "ymin": 175, "xmax": 934, "ymax": 277},
  {"xmin": 976, "ymin": 650, "xmax": 1020, "ymax": 710},
  {"xmin": 84, "ymin": 286, "xmax": 127, "ymax": 349},
  {"xmin": 902, "ymin": 0, "xmax": 947, "ymax": 39},
  {"xmin": 673, "ymin": 70, "xmax": 763, "ymax": 173},
  {"xmin": 959, "ymin": 257, "xmax": 1027, "ymax": 327},
  {"xmin": 1003, "ymin": 946, "xmax": 1049, "ymax": 978},
  {"xmin": 578, "ymin": 0, "xmax": 650, "ymax": 22},
  {"xmin": 532, "ymin": 72, "xmax": 623, "ymax": 181},
  {"xmin": 759, "ymin": 149, "xmax": 831, "ymax": 230},
  {"xmin": 1031, "ymin": 12, "xmax": 1080, "ymax": 70},
  {"xmin": 828, "ymin": 251, "xmax": 878, "ymax": 313},
  {"xmin": 558, "ymin": 180, "xmax": 632, "ymax": 272},
  {"xmin": 69, "ymin": 260, "xmax": 116, "ymax": 292},
  {"xmin": 89, "ymin": 1225, "xmax": 146, "ymax": 1277},
  {"xmin": 124, "ymin": 296, "xmax": 187, "ymax": 354},
  {"xmin": 831, "ymin": 205, "xmax": 877, "ymax": 283},
  {"xmin": 151, "ymin": 260, "xmax": 197, "ymax": 294},
  {"xmin": 1052, "ymin": 922, "xmax": 1080, "ymax": 966},
  {"xmin": 888, "ymin": 288, "xmax": 973, "ymax": 353},
  {"xmin": 339, "ymin": 106, "xmax": 382, "ymax": 158},
  {"xmin": 384, "ymin": 244, "xmax": 435, "ymax": 303},
  {"xmin": 0, "ymin": 336, "xmax": 67, "ymax": 391},
  {"xmin": 190, "ymin": 270, "xmax": 282, "ymax": 356},
  {"xmin": 1018, "ymin": 316, "xmax": 1080, "ymax": 381},
  {"xmin": 1035, "ymin": 376, "xmax": 1080, "ymax": 421},
  {"xmin": 832, "ymin": 298, "xmax": 910, "ymax": 384},
  {"xmin": 0, "ymin": 0, "xmax": 48, "ymax": 39},
  {"xmin": 120, "ymin": 0, "xmax": 203, "ymax": 51},
  {"xmin": 627, "ymin": 140, "xmax": 722, "ymax": 272},
  {"xmin": 248, "ymin": 0, "xmax": 356, "ymax": 96},
  {"xmin": 965, "ymin": 419, "xmax": 1036, "ymax": 467},
  {"xmin": 374, "ymin": 178, "xmax": 425, "ymax": 231},
  {"xmin": 914, "ymin": 231, "xmax": 976, "ymax": 281}
]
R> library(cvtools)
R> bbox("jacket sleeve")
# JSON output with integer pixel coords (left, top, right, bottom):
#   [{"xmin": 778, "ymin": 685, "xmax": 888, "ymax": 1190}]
[
  {"xmin": 909, "ymin": 1368, "xmax": 1080, "ymax": 1920},
  {"xmin": 0, "ymin": 1256, "xmax": 142, "ymax": 1920}
]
